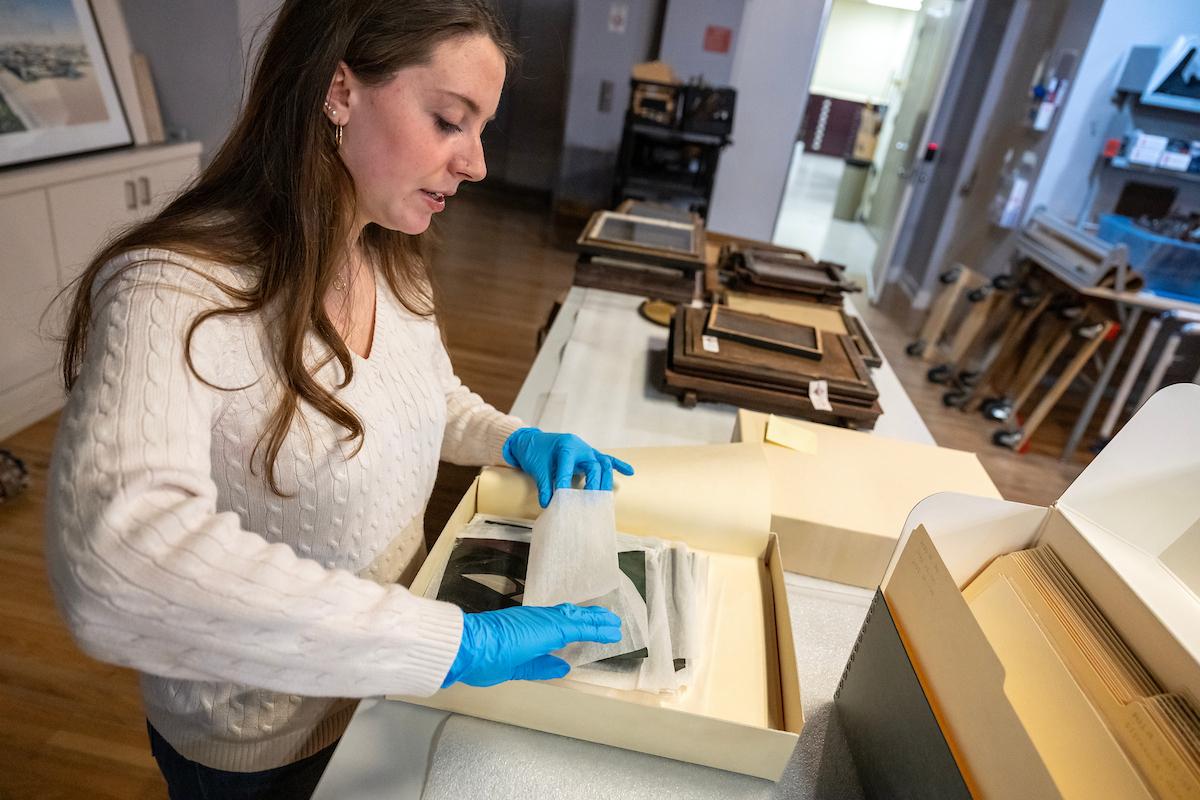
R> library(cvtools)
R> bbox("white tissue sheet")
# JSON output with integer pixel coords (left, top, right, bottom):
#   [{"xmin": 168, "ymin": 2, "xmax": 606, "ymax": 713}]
[
  {"xmin": 430, "ymin": 490, "xmax": 709, "ymax": 695},
  {"xmin": 524, "ymin": 489, "xmax": 620, "ymax": 606}
]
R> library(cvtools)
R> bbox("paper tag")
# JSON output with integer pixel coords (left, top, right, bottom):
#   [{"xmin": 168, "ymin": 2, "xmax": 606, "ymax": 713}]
[
  {"xmin": 702, "ymin": 335, "xmax": 720, "ymax": 353},
  {"xmin": 808, "ymin": 380, "xmax": 832, "ymax": 412}
]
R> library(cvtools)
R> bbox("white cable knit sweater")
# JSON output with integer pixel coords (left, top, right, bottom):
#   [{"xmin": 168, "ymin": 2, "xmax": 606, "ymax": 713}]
[{"xmin": 45, "ymin": 248, "xmax": 523, "ymax": 771}]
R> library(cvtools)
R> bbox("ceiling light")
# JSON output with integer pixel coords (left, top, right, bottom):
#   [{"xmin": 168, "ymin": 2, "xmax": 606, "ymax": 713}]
[{"xmin": 868, "ymin": 0, "xmax": 923, "ymax": 11}]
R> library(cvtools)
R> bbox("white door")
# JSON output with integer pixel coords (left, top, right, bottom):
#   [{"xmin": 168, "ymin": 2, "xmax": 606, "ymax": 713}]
[{"xmin": 867, "ymin": 0, "xmax": 973, "ymax": 298}]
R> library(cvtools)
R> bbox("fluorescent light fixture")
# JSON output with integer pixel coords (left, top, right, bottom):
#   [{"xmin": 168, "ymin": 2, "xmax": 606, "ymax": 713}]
[{"xmin": 868, "ymin": 0, "xmax": 923, "ymax": 10}]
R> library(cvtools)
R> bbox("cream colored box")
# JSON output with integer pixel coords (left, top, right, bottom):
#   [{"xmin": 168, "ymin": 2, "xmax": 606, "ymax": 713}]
[
  {"xmin": 395, "ymin": 443, "xmax": 804, "ymax": 781},
  {"xmin": 850, "ymin": 384, "xmax": 1200, "ymax": 797},
  {"xmin": 732, "ymin": 409, "xmax": 1001, "ymax": 588}
]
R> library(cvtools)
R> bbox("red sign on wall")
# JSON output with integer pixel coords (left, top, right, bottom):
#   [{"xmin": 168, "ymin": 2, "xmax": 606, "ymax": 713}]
[{"xmin": 703, "ymin": 25, "xmax": 732, "ymax": 54}]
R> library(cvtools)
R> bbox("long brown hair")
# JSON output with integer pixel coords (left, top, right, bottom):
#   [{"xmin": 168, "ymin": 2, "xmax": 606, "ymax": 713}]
[{"xmin": 60, "ymin": 0, "xmax": 517, "ymax": 495}]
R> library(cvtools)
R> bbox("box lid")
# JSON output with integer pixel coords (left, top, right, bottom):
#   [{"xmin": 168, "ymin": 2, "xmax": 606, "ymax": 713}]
[{"xmin": 1056, "ymin": 384, "xmax": 1200, "ymax": 672}]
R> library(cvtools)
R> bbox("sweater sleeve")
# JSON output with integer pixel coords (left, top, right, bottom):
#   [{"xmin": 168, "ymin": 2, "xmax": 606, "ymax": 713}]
[
  {"xmin": 433, "ymin": 328, "xmax": 523, "ymax": 466},
  {"xmin": 45, "ymin": 251, "xmax": 463, "ymax": 699}
]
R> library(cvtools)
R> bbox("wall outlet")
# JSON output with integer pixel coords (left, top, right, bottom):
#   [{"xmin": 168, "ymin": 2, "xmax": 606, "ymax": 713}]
[{"xmin": 598, "ymin": 80, "xmax": 613, "ymax": 113}]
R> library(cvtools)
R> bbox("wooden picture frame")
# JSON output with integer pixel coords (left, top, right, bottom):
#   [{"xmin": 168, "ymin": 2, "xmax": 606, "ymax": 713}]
[
  {"xmin": 674, "ymin": 307, "xmax": 877, "ymax": 405},
  {"xmin": 724, "ymin": 292, "xmax": 882, "ymax": 368},
  {"xmin": 705, "ymin": 304, "xmax": 823, "ymax": 361},
  {"xmin": 577, "ymin": 210, "xmax": 706, "ymax": 273}
]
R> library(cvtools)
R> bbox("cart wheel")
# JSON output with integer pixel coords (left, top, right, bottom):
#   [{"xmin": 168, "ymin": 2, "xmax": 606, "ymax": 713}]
[
  {"xmin": 680, "ymin": 391, "xmax": 698, "ymax": 409},
  {"xmin": 905, "ymin": 339, "xmax": 926, "ymax": 357},
  {"xmin": 1015, "ymin": 292, "xmax": 1042, "ymax": 309},
  {"xmin": 959, "ymin": 370, "xmax": 981, "ymax": 387},
  {"xmin": 967, "ymin": 286, "xmax": 992, "ymax": 303},
  {"xmin": 943, "ymin": 390, "xmax": 968, "ymax": 408},
  {"xmin": 1058, "ymin": 305, "xmax": 1084, "ymax": 320},
  {"xmin": 992, "ymin": 274, "xmax": 1017, "ymax": 291},
  {"xmin": 993, "ymin": 429, "xmax": 1023, "ymax": 449},
  {"xmin": 982, "ymin": 399, "xmax": 1012, "ymax": 422},
  {"xmin": 940, "ymin": 266, "xmax": 963, "ymax": 284},
  {"xmin": 927, "ymin": 364, "xmax": 953, "ymax": 384}
]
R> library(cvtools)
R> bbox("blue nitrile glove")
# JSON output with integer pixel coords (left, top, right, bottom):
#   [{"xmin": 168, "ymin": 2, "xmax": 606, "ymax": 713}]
[
  {"xmin": 502, "ymin": 427, "xmax": 635, "ymax": 507},
  {"xmin": 442, "ymin": 604, "xmax": 622, "ymax": 688}
]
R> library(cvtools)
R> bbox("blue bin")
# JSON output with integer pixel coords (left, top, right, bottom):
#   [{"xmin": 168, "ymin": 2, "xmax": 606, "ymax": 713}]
[{"xmin": 1097, "ymin": 214, "xmax": 1200, "ymax": 303}]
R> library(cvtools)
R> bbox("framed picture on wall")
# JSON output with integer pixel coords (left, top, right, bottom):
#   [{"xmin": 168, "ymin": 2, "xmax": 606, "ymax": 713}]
[{"xmin": 0, "ymin": 0, "xmax": 133, "ymax": 169}]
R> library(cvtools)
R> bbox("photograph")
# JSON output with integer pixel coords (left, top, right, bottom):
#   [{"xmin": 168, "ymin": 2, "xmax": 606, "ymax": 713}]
[{"xmin": 0, "ymin": 0, "xmax": 130, "ymax": 168}]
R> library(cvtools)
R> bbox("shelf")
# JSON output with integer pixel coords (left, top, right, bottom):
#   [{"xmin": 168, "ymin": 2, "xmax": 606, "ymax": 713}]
[
  {"xmin": 628, "ymin": 122, "xmax": 729, "ymax": 147},
  {"xmin": 1105, "ymin": 159, "xmax": 1200, "ymax": 186}
]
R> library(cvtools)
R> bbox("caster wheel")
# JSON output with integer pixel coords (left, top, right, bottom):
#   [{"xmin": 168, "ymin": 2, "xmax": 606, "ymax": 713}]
[
  {"xmin": 680, "ymin": 391, "xmax": 698, "ymax": 409},
  {"xmin": 1016, "ymin": 292, "xmax": 1042, "ymax": 309},
  {"xmin": 1058, "ymin": 305, "xmax": 1084, "ymax": 320},
  {"xmin": 982, "ymin": 400, "xmax": 1012, "ymax": 422},
  {"xmin": 905, "ymin": 340, "xmax": 926, "ymax": 357},
  {"xmin": 943, "ymin": 390, "xmax": 968, "ymax": 408},
  {"xmin": 992, "ymin": 274, "xmax": 1017, "ymax": 291},
  {"xmin": 993, "ymin": 429, "xmax": 1023, "ymax": 449},
  {"xmin": 940, "ymin": 266, "xmax": 963, "ymax": 284},
  {"xmin": 967, "ymin": 286, "xmax": 992, "ymax": 303},
  {"xmin": 959, "ymin": 370, "xmax": 981, "ymax": 387},
  {"xmin": 927, "ymin": 364, "xmax": 953, "ymax": 384}
]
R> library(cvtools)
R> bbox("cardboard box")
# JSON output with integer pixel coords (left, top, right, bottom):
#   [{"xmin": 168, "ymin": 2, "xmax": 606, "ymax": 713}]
[
  {"xmin": 733, "ymin": 410, "xmax": 1001, "ymax": 588},
  {"xmin": 396, "ymin": 443, "xmax": 805, "ymax": 780},
  {"xmin": 836, "ymin": 384, "xmax": 1200, "ymax": 798}
]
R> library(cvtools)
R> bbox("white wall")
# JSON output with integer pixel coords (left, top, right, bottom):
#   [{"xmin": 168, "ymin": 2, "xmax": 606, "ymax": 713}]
[
  {"xmin": 708, "ymin": 0, "xmax": 831, "ymax": 240},
  {"xmin": 1029, "ymin": 0, "xmax": 1200, "ymax": 221},
  {"xmin": 659, "ymin": 0, "xmax": 746, "ymax": 85},
  {"xmin": 810, "ymin": 0, "xmax": 917, "ymax": 104}
]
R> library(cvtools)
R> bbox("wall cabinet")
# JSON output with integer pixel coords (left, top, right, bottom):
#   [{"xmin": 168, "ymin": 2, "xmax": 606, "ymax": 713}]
[{"xmin": 0, "ymin": 142, "xmax": 202, "ymax": 439}]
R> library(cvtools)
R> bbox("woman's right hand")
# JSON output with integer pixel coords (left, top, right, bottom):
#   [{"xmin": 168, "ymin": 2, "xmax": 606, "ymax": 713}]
[{"xmin": 441, "ymin": 604, "xmax": 622, "ymax": 688}]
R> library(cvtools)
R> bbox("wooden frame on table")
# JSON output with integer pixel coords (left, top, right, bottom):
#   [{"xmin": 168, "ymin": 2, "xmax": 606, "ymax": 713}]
[
  {"xmin": 722, "ymin": 292, "xmax": 882, "ymax": 368},
  {"xmin": 577, "ymin": 210, "xmax": 707, "ymax": 273},
  {"xmin": 674, "ymin": 307, "xmax": 878, "ymax": 405},
  {"xmin": 705, "ymin": 304, "xmax": 823, "ymax": 361},
  {"xmin": 738, "ymin": 250, "xmax": 859, "ymax": 296}
]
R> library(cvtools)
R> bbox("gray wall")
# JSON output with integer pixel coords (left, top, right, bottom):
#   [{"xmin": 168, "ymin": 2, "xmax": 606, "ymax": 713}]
[
  {"xmin": 1028, "ymin": 0, "xmax": 1200, "ymax": 223},
  {"xmin": 659, "ymin": 0, "xmax": 745, "ymax": 85},
  {"xmin": 120, "ymin": 0, "xmax": 247, "ymax": 164},
  {"xmin": 707, "ymin": 0, "xmax": 831, "ymax": 240},
  {"xmin": 556, "ymin": 0, "xmax": 664, "ymax": 210}
]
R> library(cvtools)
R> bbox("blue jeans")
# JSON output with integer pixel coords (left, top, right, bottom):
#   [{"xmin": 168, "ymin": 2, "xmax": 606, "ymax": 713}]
[{"xmin": 147, "ymin": 722, "xmax": 338, "ymax": 800}]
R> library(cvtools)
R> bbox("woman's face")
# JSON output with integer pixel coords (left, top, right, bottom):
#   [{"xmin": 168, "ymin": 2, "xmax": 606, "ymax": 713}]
[{"xmin": 329, "ymin": 34, "xmax": 506, "ymax": 235}]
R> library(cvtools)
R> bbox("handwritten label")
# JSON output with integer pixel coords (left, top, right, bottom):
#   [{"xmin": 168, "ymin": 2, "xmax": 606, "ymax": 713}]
[{"xmin": 702, "ymin": 335, "xmax": 720, "ymax": 353}]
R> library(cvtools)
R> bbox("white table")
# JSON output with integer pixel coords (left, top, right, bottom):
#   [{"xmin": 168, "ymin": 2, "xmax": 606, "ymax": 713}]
[{"xmin": 314, "ymin": 287, "xmax": 936, "ymax": 800}]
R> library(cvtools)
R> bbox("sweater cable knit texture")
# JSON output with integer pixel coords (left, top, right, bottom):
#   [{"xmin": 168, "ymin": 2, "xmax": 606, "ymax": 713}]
[{"xmin": 45, "ymin": 248, "xmax": 522, "ymax": 771}]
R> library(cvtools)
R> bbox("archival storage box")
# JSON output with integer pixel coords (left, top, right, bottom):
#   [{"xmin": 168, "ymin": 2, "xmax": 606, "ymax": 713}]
[
  {"xmin": 836, "ymin": 384, "xmax": 1200, "ymax": 798},
  {"xmin": 733, "ymin": 409, "xmax": 1000, "ymax": 588},
  {"xmin": 395, "ymin": 443, "xmax": 804, "ymax": 781}
]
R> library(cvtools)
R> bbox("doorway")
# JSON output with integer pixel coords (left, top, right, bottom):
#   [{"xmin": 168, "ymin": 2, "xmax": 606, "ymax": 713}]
[{"xmin": 772, "ymin": 0, "xmax": 971, "ymax": 297}]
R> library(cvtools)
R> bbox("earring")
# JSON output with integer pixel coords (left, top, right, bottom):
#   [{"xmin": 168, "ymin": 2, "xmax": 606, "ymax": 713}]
[{"xmin": 322, "ymin": 100, "xmax": 344, "ymax": 148}]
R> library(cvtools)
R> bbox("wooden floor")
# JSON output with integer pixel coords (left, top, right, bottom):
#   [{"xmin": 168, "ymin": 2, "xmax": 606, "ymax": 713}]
[{"xmin": 0, "ymin": 188, "xmax": 1092, "ymax": 797}]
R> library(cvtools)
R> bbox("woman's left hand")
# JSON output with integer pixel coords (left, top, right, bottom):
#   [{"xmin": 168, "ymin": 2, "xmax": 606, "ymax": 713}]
[{"xmin": 502, "ymin": 427, "xmax": 635, "ymax": 507}]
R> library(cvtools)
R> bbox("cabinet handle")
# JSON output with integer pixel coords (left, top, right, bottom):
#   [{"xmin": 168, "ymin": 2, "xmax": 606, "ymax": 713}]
[
  {"xmin": 138, "ymin": 176, "xmax": 151, "ymax": 207},
  {"xmin": 124, "ymin": 180, "xmax": 138, "ymax": 210}
]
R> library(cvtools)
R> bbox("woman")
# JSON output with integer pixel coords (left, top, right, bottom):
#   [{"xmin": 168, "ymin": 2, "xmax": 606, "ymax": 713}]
[{"xmin": 45, "ymin": 2, "xmax": 630, "ymax": 797}]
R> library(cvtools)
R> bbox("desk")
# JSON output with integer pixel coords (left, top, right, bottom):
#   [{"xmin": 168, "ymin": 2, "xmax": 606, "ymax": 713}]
[{"xmin": 313, "ymin": 288, "xmax": 943, "ymax": 799}]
